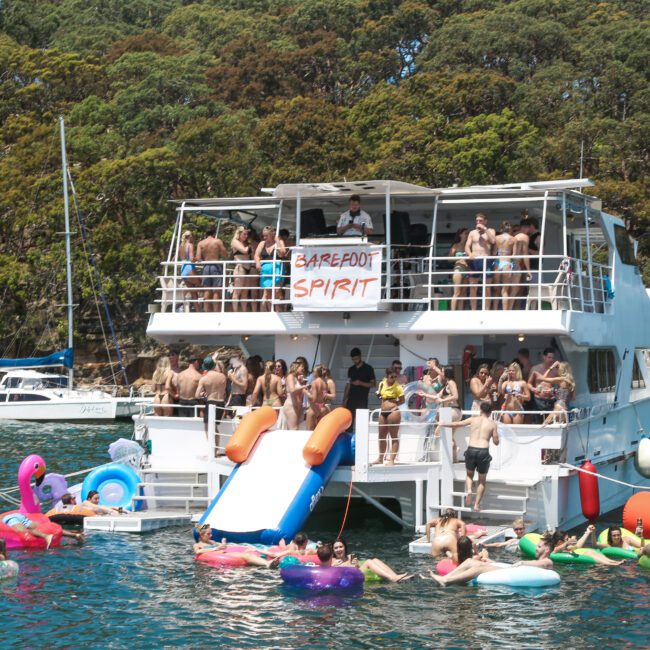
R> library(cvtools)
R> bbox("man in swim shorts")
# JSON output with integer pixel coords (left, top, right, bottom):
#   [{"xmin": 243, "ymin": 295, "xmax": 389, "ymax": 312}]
[
  {"xmin": 196, "ymin": 356, "xmax": 227, "ymax": 447},
  {"xmin": 197, "ymin": 226, "xmax": 228, "ymax": 312},
  {"xmin": 464, "ymin": 213, "xmax": 496, "ymax": 310},
  {"xmin": 175, "ymin": 355, "xmax": 203, "ymax": 417},
  {"xmin": 437, "ymin": 401, "xmax": 499, "ymax": 512}
]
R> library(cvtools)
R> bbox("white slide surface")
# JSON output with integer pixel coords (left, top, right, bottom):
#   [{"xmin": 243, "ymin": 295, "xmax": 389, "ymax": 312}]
[{"xmin": 205, "ymin": 429, "xmax": 313, "ymax": 533}]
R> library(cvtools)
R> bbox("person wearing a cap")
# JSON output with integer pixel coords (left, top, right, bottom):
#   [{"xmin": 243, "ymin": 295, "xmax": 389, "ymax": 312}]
[
  {"xmin": 196, "ymin": 356, "xmax": 227, "ymax": 446},
  {"xmin": 175, "ymin": 354, "xmax": 203, "ymax": 417}
]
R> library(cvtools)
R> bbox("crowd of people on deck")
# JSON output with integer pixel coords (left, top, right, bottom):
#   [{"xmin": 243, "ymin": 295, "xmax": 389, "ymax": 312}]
[
  {"xmin": 171, "ymin": 194, "xmax": 547, "ymax": 313},
  {"xmin": 448, "ymin": 213, "xmax": 542, "ymax": 311}
]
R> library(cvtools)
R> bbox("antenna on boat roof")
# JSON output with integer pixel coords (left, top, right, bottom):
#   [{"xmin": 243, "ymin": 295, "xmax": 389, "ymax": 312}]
[{"xmin": 579, "ymin": 139, "xmax": 584, "ymax": 180}]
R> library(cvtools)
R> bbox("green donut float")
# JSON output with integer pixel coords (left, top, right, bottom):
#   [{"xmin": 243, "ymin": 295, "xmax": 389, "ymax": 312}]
[
  {"xmin": 639, "ymin": 554, "xmax": 650, "ymax": 570},
  {"xmin": 519, "ymin": 533, "xmax": 598, "ymax": 565},
  {"xmin": 362, "ymin": 568, "xmax": 382, "ymax": 582},
  {"xmin": 597, "ymin": 527, "xmax": 643, "ymax": 546},
  {"xmin": 601, "ymin": 546, "xmax": 638, "ymax": 560}
]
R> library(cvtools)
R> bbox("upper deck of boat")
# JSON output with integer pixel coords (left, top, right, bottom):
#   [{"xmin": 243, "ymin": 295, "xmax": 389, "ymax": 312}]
[{"xmin": 147, "ymin": 178, "xmax": 650, "ymax": 345}]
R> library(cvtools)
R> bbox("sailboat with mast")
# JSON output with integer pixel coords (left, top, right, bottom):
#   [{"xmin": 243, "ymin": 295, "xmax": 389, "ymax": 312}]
[{"xmin": 0, "ymin": 118, "xmax": 150, "ymax": 421}]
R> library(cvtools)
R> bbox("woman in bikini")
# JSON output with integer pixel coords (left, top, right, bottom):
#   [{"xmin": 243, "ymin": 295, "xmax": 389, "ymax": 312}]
[
  {"xmin": 305, "ymin": 365, "xmax": 328, "ymax": 430},
  {"xmin": 254, "ymin": 226, "xmax": 286, "ymax": 312},
  {"xmin": 424, "ymin": 508, "xmax": 466, "ymax": 563},
  {"xmin": 193, "ymin": 524, "xmax": 281, "ymax": 567},
  {"xmin": 373, "ymin": 370, "xmax": 406, "ymax": 466},
  {"xmin": 432, "ymin": 368, "xmax": 462, "ymax": 461},
  {"xmin": 152, "ymin": 356, "xmax": 174, "ymax": 416},
  {"xmin": 278, "ymin": 361, "xmax": 307, "ymax": 429},
  {"xmin": 322, "ymin": 366, "xmax": 337, "ymax": 413},
  {"xmin": 469, "ymin": 363, "xmax": 493, "ymax": 412},
  {"xmin": 500, "ymin": 363, "xmax": 529, "ymax": 425},
  {"xmin": 251, "ymin": 361, "xmax": 285, "ymax": 408},
  {"xmin": 495, "ymin": 221, "xmax": 515, "ymax": 309},
  {"xmin": 541, "ymin": 360, "xmax": 575, "ymax": 424},
  {"xmin": 231, "ymin": 226, "xmax": 253, "ymax": 312},
  {"xmin": 274, "ymin": 359, "xmax": 288, "ymax": 405},
  {"xmin": 331, "ymin": 538, "xmax": 412, "ymax": 582},
  {"xmin": 449, "ymin": 228, "xmax": 469, "ymax": 311},
  {"xmin": 179, "ymin": 230, "xmax": 200, "ymax": 309}
]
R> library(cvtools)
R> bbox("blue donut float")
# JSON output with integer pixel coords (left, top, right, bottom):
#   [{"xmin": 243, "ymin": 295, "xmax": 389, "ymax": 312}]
[
  {"xmin": 472, "ymin": 566, "xmax": 560, "ymax": 588},
  {"xmin": 280, "ymin": 565, "xmax": 364, "ymax": 592},
  {"xmin": 81, "ymin": 463, "xmax": 141, "ymax": 512}
]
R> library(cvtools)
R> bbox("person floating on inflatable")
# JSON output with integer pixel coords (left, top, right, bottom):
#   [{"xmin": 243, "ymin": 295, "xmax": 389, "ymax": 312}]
[
  {"xmin": 193, "ymin": 524, "xmax": 281, "ymax": 568},
  {"xmin": 554, "ymin": 525, "xmax": 625, "ymax": 566},
  {"xmin": 331, "ymin": 538, "xmax": 413, "ymax": 582},
  {"xmin": 429, "ymin": 534, "xmax": 556, "ymax": 587},
  {"xmin": 82, "ymin": 491, "xmax": 129, "ymax": 516}
]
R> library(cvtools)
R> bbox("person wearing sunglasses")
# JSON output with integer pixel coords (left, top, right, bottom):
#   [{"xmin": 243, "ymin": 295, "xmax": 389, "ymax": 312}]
[{"xmin": 482, "ymin": 518, "xmax": 526, "ymax": 550}]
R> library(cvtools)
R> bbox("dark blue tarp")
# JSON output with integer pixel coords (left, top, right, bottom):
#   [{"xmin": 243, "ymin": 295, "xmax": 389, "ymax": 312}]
[{"xmin": 0, "ymin": 348, "xmax": 73, "ymax": 369}]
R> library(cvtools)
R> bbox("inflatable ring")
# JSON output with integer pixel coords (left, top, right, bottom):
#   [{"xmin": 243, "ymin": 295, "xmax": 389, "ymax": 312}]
[
  {"xmin": 0, "ymin": 560, "xmax": 19, "ymax": 581},
  {"xmin": 362, "ymin": 568, "xmax": 382, "ymax": 582},
  {"xmin": 46, "ymin": 506, "xmax": 96, "ymax": 527},
  {"xmin": 601, "ymin": 546, "xmax": 638, "ymax": 560},
  {"xmin": 639, "ymin": 554, "xmax": 650, "ymax": 570},
  {"xmin": 0, "ymin": 512, "xmax": 63, "ymax": 550},
  {"xmin": 520, "ymin": 533, "xmax": 598, "ymax": 565},
  {"xmin": 280, "ymin": 565, "xmax": 364, "ymax": 591},
  {"xmin": 81, "ymin": 463, "xmax": 141, "ymax": 512},
  {"xmin": 399, "ymin": 381, "xmax": 437, "ymax": 424},
  {"xmin": 473, "ymin": 566, "xmax": 560, "ymax": 588},
  {"xmin": 196, "ymin": 552, "xmax": 248, "ymax": 568},
  {"xmin": 436, "ymin": 558, "xmax": 457, "ymax": 576}
]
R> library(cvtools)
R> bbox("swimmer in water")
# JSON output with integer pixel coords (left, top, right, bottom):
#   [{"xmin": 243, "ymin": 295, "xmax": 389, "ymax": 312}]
[
  {"xmin": 331, "ymin": 538, "xmax": 413, "ymax": 582},
  {"xmin": 193, "ymin": 525, "xmax": 282, "ymax": 567},
  {"xmin": 425, "ymin": 508, "xmax": 466, "ymax": 563}
]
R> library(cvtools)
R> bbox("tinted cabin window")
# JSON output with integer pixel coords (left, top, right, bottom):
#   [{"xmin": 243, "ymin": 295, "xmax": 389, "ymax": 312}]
[
  {"xmin": 10, "ymin": 393, "xmax": 50, "ymax": 402},
  {"xmin": 614, "ymin": 225, "xmax": 636, "ymax": 265},
  {"xmin": 588, "ymin": 349, "xmax": 616, "ymax": 393}
]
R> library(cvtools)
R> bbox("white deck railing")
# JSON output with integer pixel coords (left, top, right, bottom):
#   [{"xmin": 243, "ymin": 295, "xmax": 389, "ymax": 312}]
[{"xmin": 152, "ymin": 250, "xmax": 612, "ymax": 315}]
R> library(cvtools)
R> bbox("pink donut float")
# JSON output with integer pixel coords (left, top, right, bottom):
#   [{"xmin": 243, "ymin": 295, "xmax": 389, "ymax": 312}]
[
  {"xmin": 0, "ymin": 455, "xmax": 63, "ymax": 550},
  {"xmin": 436, "ymin": 558, "xmax": 457, "ymax": 576},
  {"xmin": 466, "ymin": 524, "xmax": 488, "ymax": 537},
  {"xmin": 195, "ymin": 545, "xmax": 262, "ymax": 568}
]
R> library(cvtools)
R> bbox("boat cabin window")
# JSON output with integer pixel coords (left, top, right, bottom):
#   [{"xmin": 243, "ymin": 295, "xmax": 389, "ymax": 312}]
[
  {"xmin": 613, "ymin": 225, "xmax": 636, "ymax": 266},
  {"xmin": 631, "ymin": 351, "xmax": 647, "ymax": 390},
  {"xmin": 5, "ymin": 377, "xmax": 21, "ymax": 389},
  {"xmin": 9, "ymin": 393, "xmax": 50, "ymax": 402},
  {"xmin": 587, "ymin": 349, "xmax": 616, "ymax": 393}
]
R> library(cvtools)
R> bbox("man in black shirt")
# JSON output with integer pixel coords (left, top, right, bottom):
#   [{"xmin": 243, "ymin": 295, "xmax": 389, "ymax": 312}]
[{"xmin": 343, "ymin": 347, "xmax": 376, "ymax": 431}]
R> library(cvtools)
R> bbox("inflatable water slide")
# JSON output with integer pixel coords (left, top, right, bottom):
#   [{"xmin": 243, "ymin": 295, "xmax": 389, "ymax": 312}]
[{"xmin": 199, "ymin": 407, "xmax": 354, "ymax": 544}]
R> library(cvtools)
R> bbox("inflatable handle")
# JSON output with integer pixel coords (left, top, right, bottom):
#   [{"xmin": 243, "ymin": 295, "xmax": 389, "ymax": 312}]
[
  {"xmin": 226, "ymin": 406, "xmax": 278, "ymax": 464},
  {"xmin": 303, "ymin": 408, "xmax": 352, "ymax": 466}
]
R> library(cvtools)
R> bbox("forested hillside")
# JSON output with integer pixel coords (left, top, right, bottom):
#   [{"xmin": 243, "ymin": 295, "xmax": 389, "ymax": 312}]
[{"xmin": 0, "ymin": 0, "xmax": 647, "ymax": 356}]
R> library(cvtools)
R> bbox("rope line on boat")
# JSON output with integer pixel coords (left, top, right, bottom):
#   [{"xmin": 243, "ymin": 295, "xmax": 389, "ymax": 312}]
[
  {"xmin": 560, "ymin": 462, "xmax": 650, "ymax": 491},
  {"xmin": 337, "ymin": 478, "xmax": 354, "ymax": 540},
  {"xmin": 0, "ymin": 463, "xmax": 103, "ymax": 497}
]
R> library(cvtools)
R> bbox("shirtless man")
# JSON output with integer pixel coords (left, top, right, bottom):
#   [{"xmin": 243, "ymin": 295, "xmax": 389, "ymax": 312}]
[
  {"xmin": 464, "ymin": 213, "xmax": 496, "ymax": 310},
  {"xmin": 195, "ymin": 356, "xmax": 227, "ymax": 445},
  {"xmin": 513, "ymin": 220, "xmax": 532, "ymax": 306},
  {"xmin": 425, "ymin": 508, "xmax": 466, "ymax": 563},
  {"xmin": 227, "ymin": 356, "xmax": 248, "ymax": 414},
  {"xmin": 196, "ymin": 226, "xmax": 228, "ymax": 312},
  {"xmin": 528, "ymin": 347, "xmax": 558, "ymax": 415},
  {"xmin": 175, "ymin": 355, "xmax": 203, "ymax": 417},
  {"xmin": 438, "ymin": 401, "xmax": 499, "ymax": 511}
]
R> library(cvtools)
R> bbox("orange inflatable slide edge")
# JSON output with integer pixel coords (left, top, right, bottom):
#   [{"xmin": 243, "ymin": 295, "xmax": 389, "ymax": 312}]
[
  {"xmin": 226, "ymin": 406, "xmax": 278, "ymax": 463},
  {"xmin": 303, "ymin": 407, "xmax": 352, "ymax": 466}
]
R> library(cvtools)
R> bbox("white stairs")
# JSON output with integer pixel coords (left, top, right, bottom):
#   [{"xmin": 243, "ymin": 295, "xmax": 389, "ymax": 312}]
[{"xmin": 135, "ymin": 469, "xmax": 211, "ymax": 513}]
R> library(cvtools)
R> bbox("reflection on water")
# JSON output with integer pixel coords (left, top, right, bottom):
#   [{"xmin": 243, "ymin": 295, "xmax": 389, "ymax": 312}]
[{"xmin": 1, "ymin": 422, "xmax": 649, "ymax": 648}]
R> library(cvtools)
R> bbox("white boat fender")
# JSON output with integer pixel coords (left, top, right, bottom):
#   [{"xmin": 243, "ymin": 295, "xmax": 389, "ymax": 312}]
[{"xmin": 634, "ymin": 436, "xmax": 650, "ymax": 479}]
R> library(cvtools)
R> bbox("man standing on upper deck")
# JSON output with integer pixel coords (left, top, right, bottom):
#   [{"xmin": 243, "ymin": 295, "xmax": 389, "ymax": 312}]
[
  {"xmin": 197, "ymin": 226, "xmax": 228, "ymax": 312},
  {"xmin": 343, "ymin": 347, "xmax": 376, "ymax": 431},
  {"xmin": 464, "ymin": 213, "xmax": 496, "ymax": 310},
  {"xmin": 337, "ymin": 195, "xmax": 373, "ymax": 237}
]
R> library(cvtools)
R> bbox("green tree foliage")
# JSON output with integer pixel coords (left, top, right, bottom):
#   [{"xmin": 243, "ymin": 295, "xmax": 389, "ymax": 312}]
[{"xmin": 0, "ymin": 0, "xmax": 647, "ymax": 349}]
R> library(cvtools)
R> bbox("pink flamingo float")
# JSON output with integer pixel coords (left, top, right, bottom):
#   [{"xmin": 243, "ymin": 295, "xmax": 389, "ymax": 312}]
[{"xmin": 0, "ymin": 454, "xmax": 63, "ymax": 549}]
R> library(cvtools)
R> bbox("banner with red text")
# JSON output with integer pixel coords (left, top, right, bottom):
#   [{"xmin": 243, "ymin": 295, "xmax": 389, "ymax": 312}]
[{"xmin": 290, "ymin": 245, "xmax": 382, "ymax": 310}]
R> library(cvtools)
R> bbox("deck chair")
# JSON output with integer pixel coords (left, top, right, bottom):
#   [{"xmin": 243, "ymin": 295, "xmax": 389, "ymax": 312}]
[{"xmin": 526, "ymin": 265, "xmax": 570, "ymax": 310}]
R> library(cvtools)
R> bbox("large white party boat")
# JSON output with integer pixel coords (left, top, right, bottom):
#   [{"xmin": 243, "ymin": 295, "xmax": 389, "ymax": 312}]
[{"xmin": 135, "ymin": 178, "xmax": 650, "ymax": 541}]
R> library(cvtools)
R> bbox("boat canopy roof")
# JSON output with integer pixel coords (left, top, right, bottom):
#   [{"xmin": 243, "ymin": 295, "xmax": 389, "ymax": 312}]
[{"xmin": 0, "ymin": 348, "xmax": 73, "ymax": 370}]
